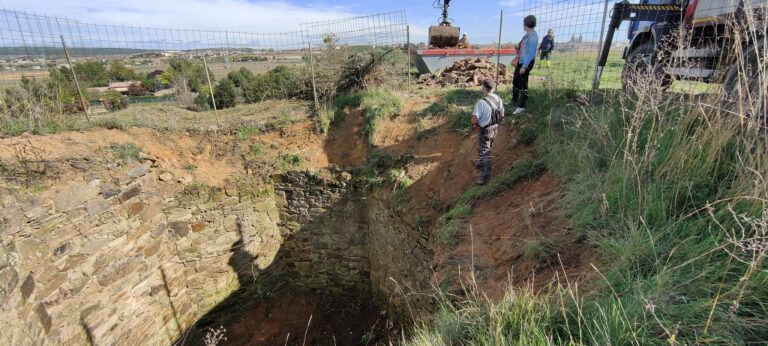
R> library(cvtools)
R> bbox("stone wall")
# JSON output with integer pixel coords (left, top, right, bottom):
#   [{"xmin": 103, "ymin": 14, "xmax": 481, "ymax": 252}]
[
  {"xmin": 272, "ymin": 171, "xmax": 370, "ymax": 296},
  {"xmin": 0, "ymin": 164, "xmax": 282, "ymax": 345},
  {"xmin": 0, "ymin": 167, "xmax": 433, "ymax": 345},
  {"xmin": 367, "ymin": 192, "xmax": 433, "ymax": 322},
  {"xmin": 272, "ymin": 171, "xmax": 432, "ymax": 320}
]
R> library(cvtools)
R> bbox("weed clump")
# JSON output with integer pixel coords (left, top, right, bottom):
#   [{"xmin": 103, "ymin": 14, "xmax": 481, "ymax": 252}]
[{"xmin": 110, "ymin": 143, "xmax": 142, "ymax": 161}]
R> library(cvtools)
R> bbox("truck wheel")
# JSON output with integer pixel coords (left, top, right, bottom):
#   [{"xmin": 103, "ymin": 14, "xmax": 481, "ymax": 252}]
[
  {"xmin": 621, "ymin": 42, "xmax": 672, "ymax": 93},
  {"xmin": 721, "ymin": 42, "xmax": 766, "ymax": 129}
]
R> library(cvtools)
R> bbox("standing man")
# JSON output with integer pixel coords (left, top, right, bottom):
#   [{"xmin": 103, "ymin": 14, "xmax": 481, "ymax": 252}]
[
  {"xmin": 471, "ymin": 78, "xmax": 504, "ymax": 185},
  {"xmin": 540, "ymin": 29, "xmax": 555, "ymax": 68},
  {"xmin": 511, "ymin": 15, "xmax": 538, "ymax": 115}
]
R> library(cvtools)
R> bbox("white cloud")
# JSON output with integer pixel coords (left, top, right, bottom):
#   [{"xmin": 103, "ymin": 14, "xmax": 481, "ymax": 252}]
[{"xmin": 1, "ymin": 0, "xmax": 356, "ymax": 33}]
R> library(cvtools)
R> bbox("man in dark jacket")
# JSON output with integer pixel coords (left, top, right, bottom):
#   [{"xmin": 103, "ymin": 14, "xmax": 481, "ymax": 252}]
[{"xmin": 539, "ymin": 29, "xmax": 555, "ymax": 68}]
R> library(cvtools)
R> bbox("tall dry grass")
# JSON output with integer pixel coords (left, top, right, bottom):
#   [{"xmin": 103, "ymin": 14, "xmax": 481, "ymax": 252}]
[{"xmin": 407, "ymin": 13, "xmax": 766, "ymax": 345}]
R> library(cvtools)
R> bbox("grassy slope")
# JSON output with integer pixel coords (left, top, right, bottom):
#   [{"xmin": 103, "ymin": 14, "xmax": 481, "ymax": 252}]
[{"xmin": 407, "ymin": 84, "xmax": 768, "ymax": 345}]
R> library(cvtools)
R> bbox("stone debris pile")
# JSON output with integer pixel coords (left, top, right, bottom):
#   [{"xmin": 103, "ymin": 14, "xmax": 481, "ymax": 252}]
[{"xmin": 417, "ymin": 58, "xmax": 510, "ymax": 88}]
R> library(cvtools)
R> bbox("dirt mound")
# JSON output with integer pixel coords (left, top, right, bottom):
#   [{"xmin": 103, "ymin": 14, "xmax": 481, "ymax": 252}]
[
  {"xmin": 436, "ymin": 172, "xmax": 594, "ymax": 300},
  {"xmin": 418, "ymin": 58, "xmax": 511, "ymax": 88}
]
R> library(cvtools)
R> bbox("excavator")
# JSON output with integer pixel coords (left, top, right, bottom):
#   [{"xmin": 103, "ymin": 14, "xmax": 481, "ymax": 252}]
[
  {"xmin": 414, "ymin": 0, "xmax": 518, "ymax": 74},
  {"xmin": 428, "ymin": 0, "xmax": 461, "ymax": 48}
]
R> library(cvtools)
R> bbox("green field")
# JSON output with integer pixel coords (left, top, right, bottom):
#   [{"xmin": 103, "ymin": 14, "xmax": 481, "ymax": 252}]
[{"xmin": 530, "ymin": 50, "xmax": 716, "ymax": 93}]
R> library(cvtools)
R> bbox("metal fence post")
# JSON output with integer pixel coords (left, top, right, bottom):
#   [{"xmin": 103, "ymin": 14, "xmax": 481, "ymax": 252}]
[
  {"xmin": 407, "ymin": 25, "xmax": 412, "ymax": 95},
  {"xmin": 202, "ymin": 55, "xmax": 220, "ymax": 129},
  {"xmin": 307, "ymin": 41, "xmax": 320, "ymax": 112},
  {"xmin": 592, "ymin": 0, "xmax": 611, "ymax": 93},
  {"xmin": 496, "ymin": 10, "xmax": 504, "ymax": 87},
  {"xmin": 59, "ymin": 35, "xmax": 90, "ymax": 123}
]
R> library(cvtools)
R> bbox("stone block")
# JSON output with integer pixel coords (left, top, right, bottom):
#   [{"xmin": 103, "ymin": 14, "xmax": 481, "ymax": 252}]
[
  {"xmin": 80, "ymin": 238, "xmax": 109, "ymax": 255},
  {"xmin": 158, "ymin": 172, "xmax": 174, "ymax": 182},
  {"xmin": 169, "ymin": 222, "xmax": 190, "ymax": 238},
  {"xmin": 16, "ymin": 238, "xmax": 47, "ymax": 264},
  {"xmin": 118, "ymin": 186, "xmax": 142, "ymax": 203},
  {"xmin": 86, "ymin": 199, "xmax": 110, "ymax": 216},
  {"xmin": 191, "ymin": 221, "xmax": 207, "ymax": 233},
  {"xmin": 20, "ymin": 273, "xmax": 34, "ymax": 301},
  {"xmin": 151, "ymin": 223, "xmax": 167, "ymax": 239},
  {"xmin": 0, "ymin": 267, "xmax": 19, "ymax": 302},
  {"xmin": 103, "ymin": 189, "xmax": 121, "ymax": 199},
  {"xmin": 35, "ymin": 303, "xmax": 52, "ymax": 334},
  {"xmin": 127, "ymin": 223, "xmax": 152, "ymax": 241},
  {"xmin": 125, "ymin": 202, "xmax": 145, "ymax": 218},
  {"xmin": 127, "ymin": 164, "xmax": 150, "ymax": 178},
  {"xmin": 53, "ymin": 182, "xmax": 99, "ymax": 213},
  {"xmin": 96, "ymin": 257, "xmax": 141, "ymax": 287}
]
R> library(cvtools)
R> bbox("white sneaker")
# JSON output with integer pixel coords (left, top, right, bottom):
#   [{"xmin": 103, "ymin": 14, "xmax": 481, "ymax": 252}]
[{"xmin": 513, "ymin": 107, "xmax": 526, "ymax": 115}]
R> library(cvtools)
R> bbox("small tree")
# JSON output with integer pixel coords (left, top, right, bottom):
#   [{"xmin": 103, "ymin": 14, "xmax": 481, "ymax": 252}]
[
  {"xmin": 213, "ymin": 79, "xmax": 236, "ymax": 109},
  {"xmin": 74, "ymin": 61, "xmax": 108, "ymax": 87},
  {"xmin": 227, "ymin": 67, "xmax": 254, "ymax": 88},
  {"xmin": 108, "ymin": 62, "xmax": 139, "ymax": 81}
]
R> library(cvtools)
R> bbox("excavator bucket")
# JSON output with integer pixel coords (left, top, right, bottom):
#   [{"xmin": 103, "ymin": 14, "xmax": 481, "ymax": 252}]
[{"xmin": 428, "ymin": 25, "xmax": 460, "ymax": 48}]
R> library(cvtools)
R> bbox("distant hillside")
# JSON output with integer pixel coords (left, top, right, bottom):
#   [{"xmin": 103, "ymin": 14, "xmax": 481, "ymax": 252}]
[{"xmin": 0, "ymin": 46, "xmax": 155, "ymax": 57}]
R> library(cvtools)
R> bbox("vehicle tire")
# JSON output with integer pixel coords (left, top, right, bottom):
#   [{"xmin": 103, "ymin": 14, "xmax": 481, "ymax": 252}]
[
  {"xmin": 621, "ymin": 42, "xmax": 672, "ymax": 93},
  {"xmin": 721, "ymin": 42, "xmax": 766, "ymax": 132}
]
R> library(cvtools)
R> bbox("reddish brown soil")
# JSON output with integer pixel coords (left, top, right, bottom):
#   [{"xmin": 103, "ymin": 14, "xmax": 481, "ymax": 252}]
[{"xmin": 200, "ymin": 293, "xmax": 394, "ymax": 346}]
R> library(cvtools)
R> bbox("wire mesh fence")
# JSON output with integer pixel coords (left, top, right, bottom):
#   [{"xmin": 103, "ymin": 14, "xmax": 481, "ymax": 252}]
[
  {"xmin": 516, "ymin": 0, "xmax": 763, "ymax": 94},
  {"xmin": 0, "ymin": 8, "xmax": 410, "ymax": 124},
  {"xmin": 518, "ymin": 0, "xmax": 626, "ymax": 90}
]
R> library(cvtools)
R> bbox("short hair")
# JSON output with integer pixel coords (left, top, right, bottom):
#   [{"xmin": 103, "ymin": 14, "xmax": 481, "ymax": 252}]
[
  {"xmin": 482, "ymin": 78, "xmax": 496, "ymax": 91},
  {"xmin": 524, "ymin": 15, "xmax": 537, "ymax": 29}
]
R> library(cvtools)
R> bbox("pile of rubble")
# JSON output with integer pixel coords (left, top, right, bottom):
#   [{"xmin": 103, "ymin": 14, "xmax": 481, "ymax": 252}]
[{"xmin": 417, "ymin": 58, "xmax": 511, "ymax": 88}]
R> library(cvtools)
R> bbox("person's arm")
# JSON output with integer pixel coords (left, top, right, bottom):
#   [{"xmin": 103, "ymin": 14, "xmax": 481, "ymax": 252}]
[
  {"xmin": 527, "ymin": 33, "xmax": 538, "ymax": 69},
  {"xmin": 520, "ymin": 34, "xmax": 537, "ymax": 73},
  {"xmin": 471, "ymin": 102, "xmax": 481, "ymax": 131}
]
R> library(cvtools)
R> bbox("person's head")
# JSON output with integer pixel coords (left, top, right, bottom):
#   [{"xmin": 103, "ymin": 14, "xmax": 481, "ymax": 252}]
[
  {"xmin": 524, "ymin": 15, "xmax": 537, "ymax": 32},
  {"xmin": 463, "ymin": 33, "xmax": 468, "ymax": 38},
  {"xmin": 548, "ymin": 29, "xmax": 554, "ymax": 36},
  {"xmin": 482, "ymin": 78, "xmax": 495, "ymax": 95}
]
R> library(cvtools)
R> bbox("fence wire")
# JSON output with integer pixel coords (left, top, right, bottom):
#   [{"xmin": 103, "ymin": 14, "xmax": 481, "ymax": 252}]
[
  {"xmin": 0, "ymin": 8, "xmax": 409, "ymax": 114},
  {"xmin": 517, "ymin": 0, "xmax": 626, "ymax": 90},
  {"xmin": 518, "ymin": 0, "xmax": 763, "ymax": 94}
]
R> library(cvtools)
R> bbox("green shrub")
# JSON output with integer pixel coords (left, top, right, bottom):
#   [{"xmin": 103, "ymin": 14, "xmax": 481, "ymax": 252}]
[
  {"xmin": 242, "ymin": 65, "xmax": 306, "ymax": 103},
  {"xmin": 102, "ymin": 91, "xmax": 128, "ymax": 112},
  {"xmin": 235, "ymin": 125, "xmax": 262, "ymax": 140},
  {"xmin": 277, "ymin": 153, "xmax": 303, "ymax": 170},
  {"xmin": 93, "ymin": 118, "xmax": 126, "ymax": 130},
  {"xmin": 193, "ymin": 88, "xmax": 212, "ymax": 111},
  {"xmin": 249, "ymin": 143, "xmax": 264, "ymax": 156},
  {"xmin": 213, "ymin": 79, "xmax": 237, "ymax": 109},
  {"xmin": 227, "ymin": 67, "xmax": 255, "ymax": 88}
]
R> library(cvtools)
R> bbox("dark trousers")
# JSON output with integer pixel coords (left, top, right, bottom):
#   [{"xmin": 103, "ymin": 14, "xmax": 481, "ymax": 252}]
[
  {"xmin": 477, "ymin": 124, "xmax": 498, "ymax": 182},
  {"xmin": 512, "ymin": 61, "xmax": 534, "ymax": 108}
]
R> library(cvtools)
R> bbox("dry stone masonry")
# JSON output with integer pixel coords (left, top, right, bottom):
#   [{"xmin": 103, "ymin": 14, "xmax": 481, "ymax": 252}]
[
  {"xmin": 0, "ymin": 164, "xmax": 282, "ymax": 345},
  {"xmin": 0, "ymin": 168, "xmax": 432, "ymax": 345}
]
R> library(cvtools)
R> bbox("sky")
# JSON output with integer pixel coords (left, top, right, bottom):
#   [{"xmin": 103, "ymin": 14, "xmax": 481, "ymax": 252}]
[{"xmin": 0, "ymin": 0, "xmax": 538, "ymax": 45}]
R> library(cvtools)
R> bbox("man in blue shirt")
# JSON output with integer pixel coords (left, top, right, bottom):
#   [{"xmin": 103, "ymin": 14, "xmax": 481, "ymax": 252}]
[{"xmin": 511, "ymin": 15, "xmax": 538, "ymax": 115}]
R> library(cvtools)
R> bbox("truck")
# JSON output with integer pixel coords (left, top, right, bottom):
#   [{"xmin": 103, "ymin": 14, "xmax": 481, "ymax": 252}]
[{"xmin": 595, "ymin": 0, "xmax": 767, "ymax": 97}]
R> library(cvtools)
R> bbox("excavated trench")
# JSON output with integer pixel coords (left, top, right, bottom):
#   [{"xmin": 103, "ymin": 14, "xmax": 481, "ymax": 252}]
[{"xmin": 177, "ymin": 171, "xmax": 433, "ymax": 345}]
